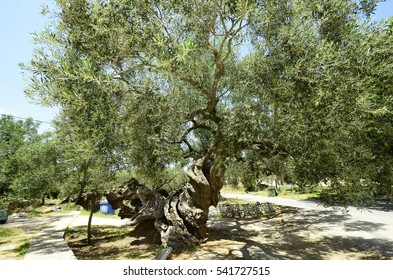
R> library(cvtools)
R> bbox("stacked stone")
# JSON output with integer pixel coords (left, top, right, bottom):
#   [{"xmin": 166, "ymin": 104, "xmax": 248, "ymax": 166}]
[{"xmin": 218, "ymin": 202, "xmax": 275, "ymax": 219}]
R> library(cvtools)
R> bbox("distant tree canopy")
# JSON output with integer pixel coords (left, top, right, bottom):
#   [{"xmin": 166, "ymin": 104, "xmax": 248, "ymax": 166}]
[
  {"xmin": 21, "ymin": 0, "xmax": 393, "ymax": 210},
  {"xmin": 0, "ymin": 115, "xmax": 59, "ymax": 202}
]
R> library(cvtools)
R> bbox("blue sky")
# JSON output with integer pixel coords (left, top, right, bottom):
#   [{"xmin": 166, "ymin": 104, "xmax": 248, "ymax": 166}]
[
  {"xmin": 0, "ymin": 0, "xmax": 392, "ymax": 132},
  {"xmin": 0, "ymin": 0, "xmax": 56, "ymax": 132}
]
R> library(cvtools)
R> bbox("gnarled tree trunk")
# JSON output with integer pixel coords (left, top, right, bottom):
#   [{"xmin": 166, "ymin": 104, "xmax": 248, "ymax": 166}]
[{"xmin": 106, "ymin": 156, "xmax": 225, "ymax": 251}]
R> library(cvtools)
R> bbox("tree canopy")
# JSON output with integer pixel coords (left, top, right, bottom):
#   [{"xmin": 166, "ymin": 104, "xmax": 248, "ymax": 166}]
[
  {"xmin": 19, "ymin": 0, "xmax": 393, "ymax": 248},
  {"xmin": 0, "ymin": 115, "xmax": 62, "ymax": 202}
]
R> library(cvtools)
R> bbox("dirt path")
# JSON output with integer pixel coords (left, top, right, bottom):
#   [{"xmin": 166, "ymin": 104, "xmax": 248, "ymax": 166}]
[
  {"xmin": 42, "ymin": 197, "xmax": 391, "ymax": 260},
  {"xmin": 64, "ymin": 204, "xmax": 393, "ymax": 260},
  {"xmin": 223, "ymin": 193, "xmax": 393, "ymax": 242},
  {"xmin": 171, "ymin": 206, "xmax": 393, "ymax": 260}
]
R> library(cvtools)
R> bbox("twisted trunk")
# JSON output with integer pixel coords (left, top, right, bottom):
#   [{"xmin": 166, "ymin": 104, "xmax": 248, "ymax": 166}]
[{"xmin": 107, "ymin": 156, "xmax": 225, "ymax": 251}]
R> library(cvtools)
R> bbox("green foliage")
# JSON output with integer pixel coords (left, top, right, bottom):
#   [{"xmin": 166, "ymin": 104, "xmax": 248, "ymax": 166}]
[
  {"xmin": 0, "ymin": 115, "xmax": 40, "ymax": 195},
  {"xmin": 319, "ymin": 181, "xmax": 377, "ymax": 207},
  {"xmin": 244, "ymin": 0, "xmax": 393, "ymax": 204},
  {"xmin": 0, "ymin": 115, "xmax": 67, "ymax": 202},
  {"xmin": 21, "ymin": 0, "xmax": 393, "ymax": 208},
  {"xmin": 10, "ymin": 133, "xmax": 64, "ymax": 201}
]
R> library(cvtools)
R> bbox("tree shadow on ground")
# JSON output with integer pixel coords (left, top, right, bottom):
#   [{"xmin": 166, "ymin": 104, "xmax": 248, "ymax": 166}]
[
  {"xmin": 25, "ymin": 216, "xmax": 75, "ymax": 257},
  {"xmin": 178, "ymin": 207, "xmax": 393, "ymax": 260},
  {"xmin": 366, "ymin": 199, "xmax": 393, "ymax": 212},
  {"xmin": 4, "ymin": 215, "xmax": 64, "ymax": 235},
  {"xmin": 66, "ymin": 225, "xmax": 158, "ymax": 260},
  {"xmin": 66, "ymin": 206, "xmax": 393, "ymax": 260}
]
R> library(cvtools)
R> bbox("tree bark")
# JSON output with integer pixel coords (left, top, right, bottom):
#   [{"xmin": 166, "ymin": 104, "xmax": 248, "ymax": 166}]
[
  {"xmin": 107, "ymin": 156, "xmax": 225, "ymax": 252},
  {"xmin": 87, "ymin": 196, "xmax": 95, "ymax": 244},
  {"xmin": 41, "ymin": 194, "xmax": 46, "ymax": 206}
]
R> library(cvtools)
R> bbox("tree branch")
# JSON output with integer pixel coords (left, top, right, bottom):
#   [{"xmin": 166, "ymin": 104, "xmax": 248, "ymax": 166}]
[
  {"xmin": 171, "ymin": 71, "xmax": 211, "ymax": 97},
  {"xmin": 251, "ymin": 140, "xmax": 288, "ymax": 158}
]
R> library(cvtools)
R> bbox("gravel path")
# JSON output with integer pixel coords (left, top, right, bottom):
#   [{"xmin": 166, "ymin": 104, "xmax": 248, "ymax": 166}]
[
  {"xmin": 173, "ymin": 194, "xmax": 393, "ymax": 260},
  {"xmin": 4, "ymin": 195, "xmax": 392, "ymax": 260},
  {"xmin": 222, "ymin": 193, "xmax": 393, "ymax": 242}
]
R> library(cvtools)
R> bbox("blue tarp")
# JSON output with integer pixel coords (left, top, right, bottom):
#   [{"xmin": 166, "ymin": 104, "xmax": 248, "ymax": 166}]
[{"xmin": 99, "ymin": 200, "xmax": 115, "ymax": 215}]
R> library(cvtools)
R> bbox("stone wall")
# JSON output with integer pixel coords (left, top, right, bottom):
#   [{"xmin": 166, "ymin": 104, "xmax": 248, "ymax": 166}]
[{"xmin": 218, "ymin": 202, "xmax": 275, "ymax": 219}]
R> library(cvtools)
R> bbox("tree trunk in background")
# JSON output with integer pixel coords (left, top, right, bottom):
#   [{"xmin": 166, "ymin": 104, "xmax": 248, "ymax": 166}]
[
  {"xmin": 87, "ymin": 197, "xmax": 95, "ymax": 244},
  {"xmin": 41, "ymin": 194, "xmax": 46, "ymax": 206}
]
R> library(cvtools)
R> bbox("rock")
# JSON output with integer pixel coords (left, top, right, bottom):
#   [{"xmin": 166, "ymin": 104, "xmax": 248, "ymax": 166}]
[
  {"xmin": 155, "ymin": 247, "xmax": 173, "ymax": 260},
  {"xmin": 218, "ymin": 202, "xmax": 275, "ymax": 219}
]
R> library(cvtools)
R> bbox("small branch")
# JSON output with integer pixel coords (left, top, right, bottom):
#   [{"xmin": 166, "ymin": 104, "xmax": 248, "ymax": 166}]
[
  {"xmin": 157, "ymin": 178, "xmax": 174, "ymax": 190},
  {"xmin": 251, "ymin": 140, "xmax": 288, "ymax": 158},
  {"xmin": 206, "ymin": 0, "xmax": 219, "ymax": 48},
  {"xmin": 171, "ymin": 71, "xmax": 211, "ymax": 97},
  {"xmin": 151, "ymin": 3, "xmax": 172, "ymax": 41}
]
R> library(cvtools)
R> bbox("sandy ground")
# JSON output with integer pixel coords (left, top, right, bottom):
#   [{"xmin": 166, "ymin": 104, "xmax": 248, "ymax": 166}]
[
  {"xmin": 2, "ymin": 202, "xmax": 392, "ymax": 260},
  {"xmin": 172, "ymin": 206, "xmax": 393, "ymax": 260},
  {"xmin": 65, "ymin": 206, "xmax": 393, "ymax": 260}
]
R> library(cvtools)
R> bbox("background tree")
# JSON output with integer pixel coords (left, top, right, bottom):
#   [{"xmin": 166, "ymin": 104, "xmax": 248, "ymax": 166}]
[
  {"xmin": 0, "ymin": 115, "xmax": 37, "ymax": 194},
  {"xmin": 52, "ymin": 111, "xmax": 121, "ymax": 243},
  {"xmin": 0, "ymin": 116, "xmax": 69, "ymax": 208},
  {"xmin": 11, "ymin": 132, "xmax": 64, "ymax": 205},
  {"xmin": 0, "ymin": 115, "xmax": 41, "ymax": 196}
]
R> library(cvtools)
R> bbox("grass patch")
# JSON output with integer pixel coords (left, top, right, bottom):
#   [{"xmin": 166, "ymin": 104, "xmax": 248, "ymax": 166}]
[
  {"xmin": 221, "ymin": 185, "xmax": 249, "ymax": 194},
  {"xmin": 9, "ymin": 201, "xmax": 78, "ymax": 218},
  {"xmin": 219, "ymin": 197, "xmax": 256, "ymax": 204},
  {"xmin": 0, "ymin": 227, "xmax": 20, "ymax": 240},
  {"xmin": 12, "ymin": 238, "xmax": 30, "ymax": 257},
  {"xmin": 0, "ymin": 227, "xmax": 32, "ymax": 259},
  {"xmin": 26, "ymin": 205, "xmax": 57, "ymax": 217},
  {"xmin": 222, "ymin": 184, "xmax": 319, "ymax": 201}
]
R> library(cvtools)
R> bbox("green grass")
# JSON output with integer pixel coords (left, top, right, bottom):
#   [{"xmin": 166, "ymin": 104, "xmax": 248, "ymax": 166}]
[
  {"xmin": 221, "ymin": 184, "xmax": 319, "ymax": 201},
  {"xmin": 219, "ymin": 197, "xmax": 256, "ymax": 204},
  {"xmin": 0, "ymin": 227, "xmax": 32, "ymax": 259},
  {"xmin": 0, "ymin": 227, "xmax": 20, "ymax": 240},
  {"xmin": 13, "ymin": 238, "xmax": 30, "ymax": 257},
  {"xmin": 9, "ymin": 201, "xmax": 79, "ymax": 218}
]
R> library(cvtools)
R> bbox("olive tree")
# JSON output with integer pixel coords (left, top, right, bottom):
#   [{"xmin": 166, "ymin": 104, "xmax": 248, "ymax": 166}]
[{"xmin": 22, "ymin": 0, "xmax": 391, "ymax": 250}]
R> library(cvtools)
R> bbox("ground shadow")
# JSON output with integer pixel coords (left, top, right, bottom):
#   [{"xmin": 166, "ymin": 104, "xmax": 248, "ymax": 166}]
[
  {"xmin": 184, "ymin": 206, "xmax": 393, "ymax": 260},
  {"xmin": 367, "ymin": 199, "xmax": 393, "ymax": 212},
  {"xmin": 65, "ymin": 206, "xmax": 393, "ymax": 260},
  {"xmin": 66, "ymin": 225, "xmax": 157, "ymax": 260}
]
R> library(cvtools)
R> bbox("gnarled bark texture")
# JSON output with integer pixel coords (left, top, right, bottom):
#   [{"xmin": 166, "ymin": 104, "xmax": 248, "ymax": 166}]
[{"xmin": 106, "ymin": 156, "xmax": 224, "ymax": 251}]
